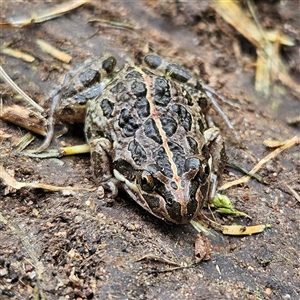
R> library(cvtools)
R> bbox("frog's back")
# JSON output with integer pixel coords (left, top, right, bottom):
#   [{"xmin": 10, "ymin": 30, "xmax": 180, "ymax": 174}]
[{"xmin": 85, "ymin": 64, "xmax": 209, "ymax": 167}]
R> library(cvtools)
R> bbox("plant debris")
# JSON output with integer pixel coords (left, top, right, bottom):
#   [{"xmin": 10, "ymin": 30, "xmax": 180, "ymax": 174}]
[
  {"xmin": 222, "ymin": 224, "xmax": 271, "ymax": 236},
  {"xmin": 213, "ymin": 0, "xmax": 297, "ymax": 95},
  {"xmin": 1, "ymin": 47, "xmax": 35, "ymax": 62},
  {"xmin": 0, "ymin": 67, "xmax": 44, "ymax": 112},
  {"xmin": 0, "ymin": 165, "xmax": 95, "ymax": 192},
  {"xmin": 219, "ymin": 136, "xmax": 299, "ymax": 190},
  {"xmin": 36, "ymin": 39, "xmax": 72, "ymax": 63},
  {"xmin": 0, "ymin": 105, "xmax": 47, "ymax": 136},
  {"xmin": 1, "ymin": 0, "xmax": 89, "ymax": 28},
  {"xmin": 194, "ymin": 233, "xmax": 211, "ymax": 263}
]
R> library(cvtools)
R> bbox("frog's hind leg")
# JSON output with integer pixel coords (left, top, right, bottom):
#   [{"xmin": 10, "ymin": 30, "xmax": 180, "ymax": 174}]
[{"xmin": 35, "ymin": 55, "xmax": 117, "ymax": 153}]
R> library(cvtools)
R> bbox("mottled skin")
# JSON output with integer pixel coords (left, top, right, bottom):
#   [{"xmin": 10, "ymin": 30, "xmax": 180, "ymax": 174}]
[{"xmin": 45, "ymin": 54, "xmax": 226, "ymax": 224}]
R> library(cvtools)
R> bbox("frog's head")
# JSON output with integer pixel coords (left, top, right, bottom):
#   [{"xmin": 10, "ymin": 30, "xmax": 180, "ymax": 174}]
[{"xmin": 113, "ymin": 157, "xmax": 211, "ymax": 224}]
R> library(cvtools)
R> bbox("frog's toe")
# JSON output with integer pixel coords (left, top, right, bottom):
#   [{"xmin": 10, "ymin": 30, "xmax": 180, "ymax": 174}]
[{"xmin": 97, "ymin": 179, "xmax": 119, "ymax": 199}]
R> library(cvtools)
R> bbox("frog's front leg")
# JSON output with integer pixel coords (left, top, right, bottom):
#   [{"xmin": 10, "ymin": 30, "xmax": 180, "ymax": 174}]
[{"xmin": 89, "ymin": 137, "xmax": 119, "ymax": 198}]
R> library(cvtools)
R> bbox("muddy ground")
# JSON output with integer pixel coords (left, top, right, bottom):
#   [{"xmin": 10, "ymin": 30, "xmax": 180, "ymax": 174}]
[{"xmin": 0, "ymin": 1, "xmax": 299, "ymax": 299}]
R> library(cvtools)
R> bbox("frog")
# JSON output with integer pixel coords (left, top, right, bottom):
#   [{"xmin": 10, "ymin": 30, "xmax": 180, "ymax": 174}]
[{"xmin": 41, "ymin": 53, "xmax": 226, "ymax": 224}]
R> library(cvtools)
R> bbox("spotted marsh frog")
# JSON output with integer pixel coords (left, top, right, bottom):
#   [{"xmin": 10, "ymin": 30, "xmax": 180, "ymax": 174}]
[{"xmin": 43, "ymin": 54, "xmax": 226, "ymax": 224}]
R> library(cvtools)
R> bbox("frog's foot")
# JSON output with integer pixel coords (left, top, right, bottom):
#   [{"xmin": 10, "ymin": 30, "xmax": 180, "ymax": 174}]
[{"xmin": 97, "ymin": 178, "xmax": 119, "ymax": 199}]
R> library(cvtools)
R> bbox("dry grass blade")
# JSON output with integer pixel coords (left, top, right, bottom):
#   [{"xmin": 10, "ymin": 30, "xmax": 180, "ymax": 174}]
[
  {"xmin": 0, "ymin": 165, "xmax": 95, "ymax": 192},
  {"xmin": 2, "ymin": 0, "xmax": 89, "ymax": 28},
  {"xmin": 263, "ymin": 139, "xmax": 287, "ymax": 148},
  {"xmin": 213, "ymin": 0, "xmax": 263, "ymax": 48},
  {"xmin": 36, "ymin": 39, "xmax": 72, "ymax": 63},
  {"xmin": 22, "ymin": 144, "xmax": 90, "ymax": 159},
  {"xmin": 60, "ymin": 144, "xmax": 91, "ymax": 156},
  {"xmin": 0, "ymin": 67, "xmax": 44, "ymax": 112},
  {"xmin": 219, "ymin": 136, "xmax": 299, "ymax": 190},
  {"xmin": 89, "ymin": 18, "xmax": 135, "ymax": 30},
  {"xmin": 14, "ymin": 133, "xmax": 36, "ymax": 152},
  {"xmin": 2, "ymin": 47, "xmax": 35, "ymax": 62}
]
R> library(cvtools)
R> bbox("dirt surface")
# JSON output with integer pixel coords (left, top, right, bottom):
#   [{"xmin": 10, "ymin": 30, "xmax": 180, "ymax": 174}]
[{"xmin": 1, "ymin": 1, "xmax": 299, "ymax": 299}]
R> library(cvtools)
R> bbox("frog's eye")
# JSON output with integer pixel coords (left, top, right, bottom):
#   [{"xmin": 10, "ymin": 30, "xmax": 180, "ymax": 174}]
[{"xmin": 139, "ymin": 170, "xmax": 155, "ymax": 192}]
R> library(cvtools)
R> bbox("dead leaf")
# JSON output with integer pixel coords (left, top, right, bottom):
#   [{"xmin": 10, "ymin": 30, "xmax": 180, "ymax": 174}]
[
  {"xmin": 194, "ymin": 232, "xmax": 211, "ymax": 263},
  {"xmin": 222, "ymin": 224, "xmax": 271, "ymax": 235}
]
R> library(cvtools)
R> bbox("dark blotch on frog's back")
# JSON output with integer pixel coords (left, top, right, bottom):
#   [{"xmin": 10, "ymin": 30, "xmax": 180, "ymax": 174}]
[
  {"xmin": 167, "ymin": 141, "xmax": 185, "ymax": 177},
  {"xmin": 184, "ymin": 157, "xmax": 201, "ymax": 173},
  {"xmin": 172, "ymin": 104, "xmax": 192, "ymax": 132},
  {"xmin": 79, "ymin": 69, "xmax": 101, "ymax": 87},
  {"xmin": 100, "ymin": 99, "xmax": 114, "ymax": 119},
  {"xmin": 143, "ymin": 118, "xmax": 163, "ymax": 144},
  {"xmin": 110, "ymin": 82, "xmax": 125, "ymax": 94},
  {"xmin": 128, "ymin": 140, "xmax": 147, "ymax": 166},
  {"xmin": 118, "ymin": 108, "xmax": 139, "ymax": 137},
  {"xmin": 125, "ymin": 69, "xmax": 143, "ymax": 80},
  {"xmin": 102, "ymin": 56, "xmax": 117, "ymax": 74},
  {"xmin": 186, "ymin": 136, "xmax": 199, "ymax": 154},
  {"xmin": 165, "ymin": 63, "xmax": 192, "ymax": 83},
  {"xmin": 153, "ymin": 147, "xmax": 173, "ymax": 178},
  {"xmin": 154, "ymin": 77, "xmax": 171, "ymax": 107},
  {"xmin": 144, "ymin": 54, "xmax": 162, "ymax": 69},
  {"xmin": 160, "ymin": 115, "xmax": 177, "ymax": 137},
  {"xmin": 134, "ymin": 97, "xmax": 150, "ymax": 118},
  {"xmin": 131, "ymin": 81, "xmax": 150, "ymax": 118},
  {"xmin": 131, "ymin": 81, "xmax": 147, "ymax": 97}
]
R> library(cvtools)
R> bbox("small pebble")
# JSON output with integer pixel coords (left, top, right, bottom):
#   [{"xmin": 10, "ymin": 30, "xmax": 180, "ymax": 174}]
[{"xmin": 0, "ymin": 268, "xmax": 8, "ymax": 276}]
